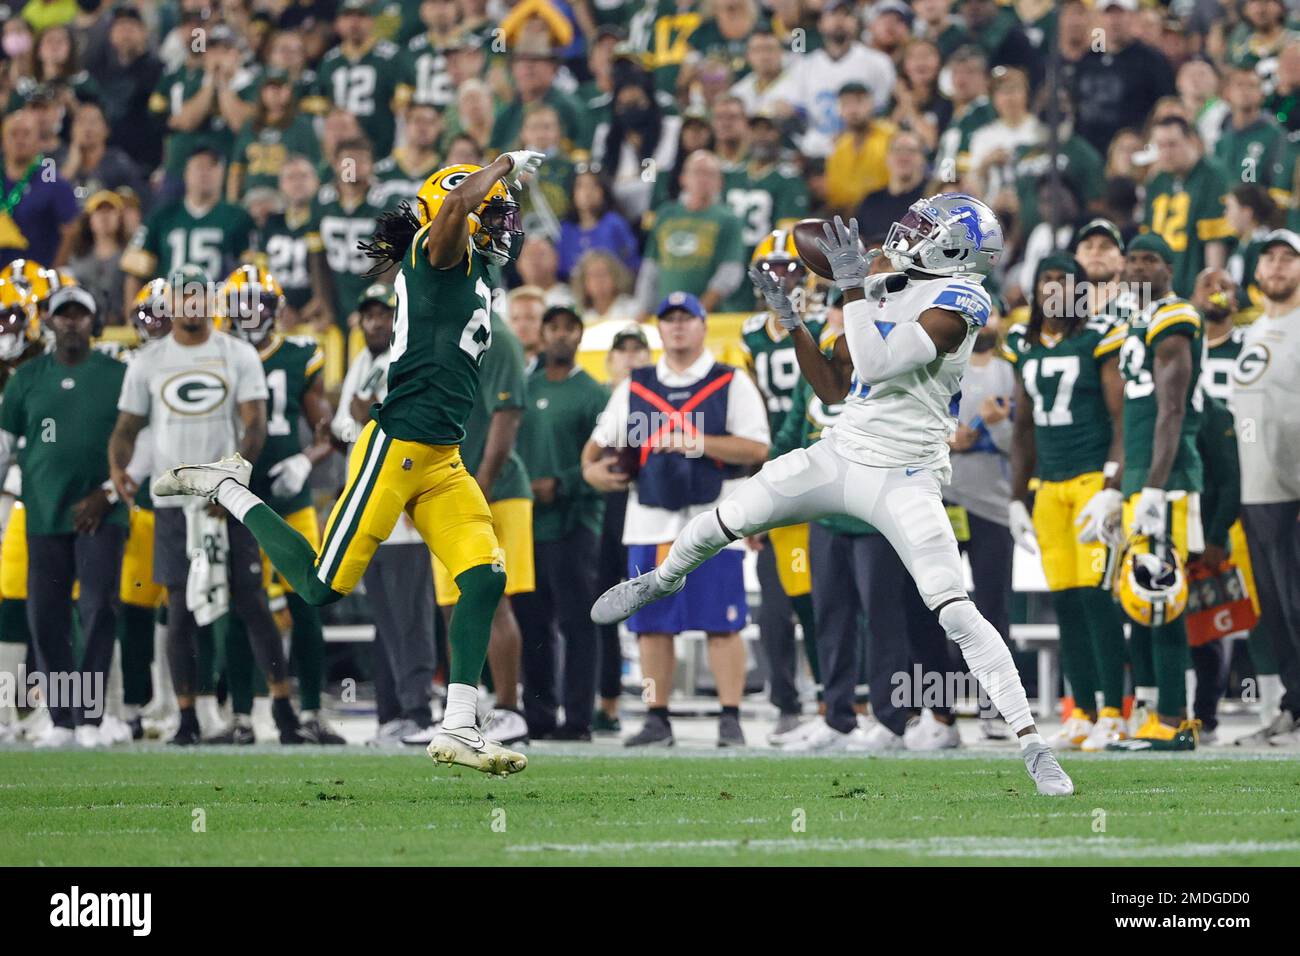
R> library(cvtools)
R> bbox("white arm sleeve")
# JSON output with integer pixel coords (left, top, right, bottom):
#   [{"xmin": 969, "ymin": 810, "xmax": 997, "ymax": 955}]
[{"xmin": 842, "ymin": 298, "xmax": 940, "ymax": 384}]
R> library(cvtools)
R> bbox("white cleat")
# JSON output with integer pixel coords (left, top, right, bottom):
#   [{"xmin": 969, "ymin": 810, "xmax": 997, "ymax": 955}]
[
  {"xmin": 31, "ymin": 725, "xmax": 75, "ymax": 749},
  {"xmin": 769, "ymin": 716, "xmax": 821, "ymax": 749},
  {"xmin": 75, "ymin": 724, "xmax": 105, "ymax": 749},
  {"xmin": 846, "ymin": 720, "xmax": 905, "ymax": 753},
  {"xmin": 904, "ymin": 709, "xmax": 962, "ymax": 751},
  {"xmin": 590, "ymin": 569, "xmax": 684, "ymax": 625},
  {"xmin": 426, "ymin": 724, "xmax": 528, "ymax": 777},
  {"xmin": 153, "ymin": 453, "xmax": 252, "ymax": 501},
  {"xmin": 98, "ymin": 715, "xmax": 134, "ymax": 746},
  {"xmin": 781, "ymin": 718, "xmax": 851, "ymax": 753},
  {"xmin": 1048, "ymin": 709, "xmax": 1094, "ymax": 751},
  {"xmin": 1080, "ymin": 712, "xmax": 1128, "ymax": 752},
  {"xmin": 1022, "ymin": 742, "xmax": 1075, "ymax": 796}
]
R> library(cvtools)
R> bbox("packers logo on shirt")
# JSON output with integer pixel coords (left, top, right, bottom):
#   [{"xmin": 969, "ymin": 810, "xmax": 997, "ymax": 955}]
[
  {"xmin": 1234, "ymin": 344, "xmax": 1271, "ymax": 386},
  {"xmin": 161, "ymin": 370, "xmax": 230, "ymax": 415}
]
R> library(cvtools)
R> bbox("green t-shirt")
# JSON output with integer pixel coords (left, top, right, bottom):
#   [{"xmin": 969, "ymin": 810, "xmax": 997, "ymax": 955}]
[
  {"xmin": 257, "ymin": 209, "xmax": 324, "ymax": 310},
  {"xmin": 315, "ymin": 40, "xmax": 403, "ymax": 156},
  {"xmin": 249, "ymin": 334, "xmax": 325, "ymax": 515},
  {"xmin": 372, "ymin": 150, "xmax": 443, "ymax": 211},
  {"xmin": 375, "ymin": 232, "xmax": 494, "ymax": 445},
  {"xmin": 315, "ymin": 186, "xmax": 385, "ymax": 323},
  {"xmin": 457, "ymin": 313, "xmax": 530, "ymax": 502},
  {"xmin": 1215, "ymin": 115, "xmax": 1284, "ymax": 188},
  {"xmin": 149, "ymin": 64, "xmax": 234, "ymax": 175},
  {"xmin": 1142, "ymin": 156, "xmax": 1233, "ymax": 298},
  {"xmin": 1001, "ymin": 315, "xmax": 1125, "ymax": 482},
  {"xmin": 686, "ymin": 16, "xmax": 765, "ymax": 81},
  {"xmin": 517, "ymin": 364, "xmax": 609, "ymax": 541},
  {"xmin": 1116, "ymin": 295, "xmax": 1205, "ymax": 494},
  {"xmin": 0, "ymin": 352, "xmax": 127, "ymax": 535},
  {"xmin": 399, "ymin": 31, "xmax": 459, "ymax": 109},
  {"xmin": 123, "ymin": 199, "xmax": 254, "ymax": 282},
  {"xmin": 229, "ymin": 115, "xmax": 322, "ymax": 199},
  {"xmin": 237, "ymin": 65, "xmax": 322, "ymax": 110},
  {"xmin": 740, "ymin": 311, "xmax": 824, "ymax": 437},
  {"xmin": 646, "ymin": 200, "xmax": 745, "ymax": 301},
  {"xmin": 935, "ymin": 98, "xmax": 997, "ymax": 181},
  {"xmin": 488, "ymin": 89, "xmax": 588, "ymax": 153},
  {"xmin": 721, "ymin": 160, "xmax": 810, "ymax": 311},
  {"xmin": 1012, "ymin": 135, "xmax": 1105, "ymax": 233}
]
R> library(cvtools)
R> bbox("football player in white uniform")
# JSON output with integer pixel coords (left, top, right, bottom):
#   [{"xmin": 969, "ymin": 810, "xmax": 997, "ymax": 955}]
[{"xmin": 593, "ymin": 194, "xmax": 1074, "ymax": 795}]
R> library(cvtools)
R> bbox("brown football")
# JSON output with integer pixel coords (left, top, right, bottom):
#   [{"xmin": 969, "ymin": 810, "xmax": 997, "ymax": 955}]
[
  {"xmin": 603, "ymin": 444, "xmax": 641, "ymax": 479},
  {"xmin": 792, "ymin": 218, "xmax": 841, "ymax": 279}
]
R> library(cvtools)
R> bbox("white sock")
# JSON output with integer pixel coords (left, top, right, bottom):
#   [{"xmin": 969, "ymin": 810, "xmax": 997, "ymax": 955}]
[
  {"xmin": 1258, "ymin": 674, "xmax": 1283, "ymax": 722},
  {"xmin": 0, "ymin": 642, "xmax": 24, "ymax": 725},
  {"xmin": 216, "ymin": 481, "xmax": 262, "ymax": 522},
  {"xmin": 233, "ymin": 713, "xmax": 253, "ymax": 729},
  {"xmin": 1018, "ymin": 731, "xmax": 1045, "ymax": 751},
  {"xmin": 300, "ymin": 709, "xmax": 317, "ymax": 723},
  {"xmin": 938, "ymin": 600, "xmax": 1035, "ymax": 734},
  {"xmin": 1135, "ymin": 686, "xmax": 1157, "ymax": 709},
  {"xmin": 656, "ymin": 510, "xmax": 730, "ymax": 586},
  {"xmin": 121, "ymin": 703, "xmax": 140, "ymax": 722},
  {"xmin": 443, "ymin": 683, "xmax": 479, "ymax": 730}
]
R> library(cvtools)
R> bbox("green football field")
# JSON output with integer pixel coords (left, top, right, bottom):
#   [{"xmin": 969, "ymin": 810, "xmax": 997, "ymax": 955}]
[{"xmin": 3, "ymin": 748, "xmax": 1299, "ymax": 866}]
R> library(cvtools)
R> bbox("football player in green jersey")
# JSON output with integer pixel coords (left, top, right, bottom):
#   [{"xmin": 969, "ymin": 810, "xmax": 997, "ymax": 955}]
[
  {"xmin": 1108, "ymin": 233, "xmax": 1206, "ymax": 751},
  {"xmin": 154, "ymin": 149, "xmax": 547, "ymax": 776},
  {"xmin": 1005, "ymin": 249, "xmax": 1130, "ymax": 753},
  {"xmin": 216, "ymin": 265, "xmax": 342, "ymax": 745}
]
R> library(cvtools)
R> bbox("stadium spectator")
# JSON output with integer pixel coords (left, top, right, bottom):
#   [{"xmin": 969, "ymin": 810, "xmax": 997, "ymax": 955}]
[
  {"xmin": 1225, "ymin": 184, "xmax": 1280, "ymax": 306},
  {"xmin": 516, "ymin": 104, "xmax": 575, "ymax": 237},
  {"xmin": 226, "ymin": 69, "xmax": 320, "ymax": 203},
  {"xmin": 911, "ymin": 0, "xmax": 973, "ymax": 57},
  {"xmin": 825, "ymin": 81, "xmax": 894, "ymax": 215},
  {"xmin": 582, "ymin": 291, "xmax": 770, "ymax": 747},
  {"xmin": 956, "ymin": 0, "xmax": 1042, "ymax": 87},
  {"xmin": 315, "ymin": 137, "xmax": 385, "ymax": 328},
  {"xmin": 636, "ymin": 151, "xmax": 745, "ymax": 315},
  {"xmin": 728, "ymin": 31, "xmax": 792, "ymax": 117},
  {"xmin": 778, "ymin": 0, "xmax": 895, "ymax": 157},
  {"xmin": 1142, "ymin": 115, "xmax": 1231, "ymax": 298},
  {"xmin": 318, "ymin": 106, "xmax": 365, "ymax": 171},
  {"xmin": 449, "ymin": 78, "xmax": 496, "ymax": 156},
  {"xmin": 1216, "ymin": 67, "xmax": 1285, "ymax": 190},
  {"xmin": 1264, "ymin": 39, "xmax": 1300, "ymax": 132},
  {"xmin": 515, "ymin": 235, "xmax": 576, "ymax": 309},
  {"xmin": 933, "ymin": 45, "xmax": 995, "ymax": 185},
  {"xmin": 855, "ymin": 129, "xmax": 929, "ymax": 236},
  {"xmin": 1177, "ymin": 59, "xmax": 1230, "ymax": 153},
  {"xmin": 887, "ymin": 38, "xmax": 951, "ymax": 155},
  {"xmin": 0, "ymin": 286, "xmax": 126, "ymax": 747},
  {"xmin": 1228, "ymin": 0, "xmax": 1298, "ymax": 93},
  {"xmin": 62, "ymin": 190, "xmax": 128, "ymax": 326},
  {"xmin": 590, "ymin": 56, "xmax": 681, "ymax": 224},
  {"xmin": 395, "ymin": 0, "xmax": 462, "ymax": 111},
  {"xmin": 571, "ymin": 249, "xmax": 646, "ymax": 342},
  {"xmin": 31, "ymin": 22, "xmax": 98, "ymax": 100},
  {"xmin": 371, "ymin": 99, "xmax": 444, "ymax": 212},
  {"xmin": 967, "ymin": 66, "xmax": 1042, "ymax": 201},
  {"xmin": 866, "ymin": 0, "xmax": 913, "ymax": 61},
  {"xmin": 1232, "ymin": 229, "xmax": 1300, "ymax": 747},
  {"xmin": 515, "ymin": 304, "xmax": 609, "ymax": 739},
  {"xmin": 490, "ymin": 34, "xmax": 585, "ymax": 153},
  {"xmin": 317, "ymin": 0, "xmax": 401, "ymax": 158},
  {"xmin": 556, "ymin": 169, "xmax": 639, "ymax": 280},
  {"xmin": 257, "ymin": 155, "xmax": 332, "ymax": 330},
  {"xmin": 0, "ymin": 109, "xmax": 79, "ymax": 268},
  {"xmin": 53, "ymin": 101, "xmax": 149, "ymax": 208},
  {"xmin": 2, "ymin": 17, "xmax": 37, "ymax": 94}
]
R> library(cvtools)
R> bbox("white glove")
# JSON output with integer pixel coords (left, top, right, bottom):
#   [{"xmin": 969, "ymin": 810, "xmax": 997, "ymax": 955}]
[
  {"xmin": 1008, "ymin": 499, "xmax": 1037, "ymax": 553},
  {"xmin": 1075, "ymin": 487, "xmax": 1124, "ymax": 544},
  {"xmin": 503, "ymin": 149, "xmax": 545, "ymax": 189},
  {"xmin": 268, "ymin": 453, "xmax": 313, "ymax": 499},
  {"xmin": 1131, "ymin": 486, "xmax": 1167, "ymax": 539}
]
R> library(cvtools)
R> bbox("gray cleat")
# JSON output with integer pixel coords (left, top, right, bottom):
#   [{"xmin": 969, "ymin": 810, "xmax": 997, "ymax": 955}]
[
  {"xmin": 768, "ymin": 712, "xmax": 803, "ymax": 743},
  {"xmin": 591, "ymin": 569, "xmax": 685, "ymax": 625},
  {"xmin": 718, "ymin": 713, "xmax": 746, "ymax": 748},
  {"xmin": 1234, "ymin": 711, "xmax": 1294, "ymax": 747},
  {"xmin": 624, "ymin": 715, "xmax": 674, "ymax": 748},
  {"xmin": 1022, "ymin": 742, "xmax": 1075, "ymax": 796}
]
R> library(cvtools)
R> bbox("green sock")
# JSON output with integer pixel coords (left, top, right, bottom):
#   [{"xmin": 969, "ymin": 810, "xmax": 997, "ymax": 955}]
[
  {"xmin": 1152, "ymin": 617, "xmax": 1189, "ymax": 718},
  {"xmin": 243, "ymin": 504, "xmax": 342, "ymax": 606},
  {"xmin": 1079, "ymin": 587, "xmax": 1128, "ymax": 710},
  {"xmin": 222, "ymin": 614, "xmax": 256, "ymax": 716},
  {"xmin": 448, "ymin": 564, "xmax": 505, "ymax": 686},
  {"xmin": 1054, "ymin": 588, "xmax": 1098, "ymax": 713},
  {"xmin": 790, "ymin": 592, "xmax": 820, "ymax": 683},
  {"xmin": 0, "ymin": 598, "xmax": 29, "ymax": 646},
  {"xmin": 1129, "ymin": 623, "xmax": 1155, "ymax": 690},
  {"xmin": 288, "ymin": 593, "xmax": 324, "ymax": 712},
  {"xmin": 118, "ymin": 603, "xmax": 157, "ymax": 706}
]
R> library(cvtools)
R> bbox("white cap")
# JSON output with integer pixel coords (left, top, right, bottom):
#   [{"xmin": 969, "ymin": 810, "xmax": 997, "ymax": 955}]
[{"xmin": 47, "ymin": 285, "xmax": 97, "ymax": 317}]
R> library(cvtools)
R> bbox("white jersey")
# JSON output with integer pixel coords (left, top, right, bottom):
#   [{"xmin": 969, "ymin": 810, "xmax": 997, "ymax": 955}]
[
  {"xmin": 117, "ymin": 331, "xmax": 269, "ymax": 508},
  {"xmin": 828, "ymin": 273, "xmax": 992, "ymax": 481}
]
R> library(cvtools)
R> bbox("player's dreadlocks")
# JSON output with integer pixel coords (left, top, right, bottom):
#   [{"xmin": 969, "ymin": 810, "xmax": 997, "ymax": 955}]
[
  {"xmin": 358, "ymin": 202, "xmax": 421, "ymax": 275},
  {"xmin": 1025, "ymin": 251, "xmax": 1087, "ymax": 348}
]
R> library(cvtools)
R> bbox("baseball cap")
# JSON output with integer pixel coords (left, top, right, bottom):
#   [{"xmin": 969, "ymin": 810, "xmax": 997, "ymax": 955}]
[
  {"xmin": 541, "ymin": 304, "xmax": 582, "ymax": 326},
  {"xmin": 611, "ymin": 324, "xmax": 650, "ymax": 350},
  {"xmin": 206, "ymin": 23, "xmax": 236, "ymax": 45},
  {"xmin": 656, "ymin": 291, "xmax": 707, "ymax": 321},
  {"xmin": 871, "ymin": 0, "xmax": 914, "ymax": 25},
  {"xmin": 839, "ymin": 81, "xmax": 870, "ymax": 97},
  {"xmin": 823, "ymin": 0, "xmax": 857, "ymax": 15},
  {"xmin": 338, "ymin": 0, "xmax": 372, "ymax": 12},
  {"xmin": 187, "ymin": 140, "xmax": 224, "ymax": 163},
  {"xmin": 1126, "ymin": 232, "xmax": 1175, "ymax": 265},
  {"xmin": 356, "ymin": 282, "xmax": 397, "ymax": 310},
  {"xmin": 261, "ymin": 67, "xmax": 292, "ymax": 86},
  {"xmin": 1258, "ymin": 228, "xmax": 1300, "ymax": 255},
  {"xmin": 1071, "ymin": 218, "xmax": 1125, "ymax": 253},
  {"xmin": 85, "ymin": 190, "xmax": 124, "ymax": 213},
  {"xmin": 47, "ymin": 285, "xmax": 97, "ymax": 317},
  {"xmin": 110, "ymin": 4, "xmax": 144, "ymax": 23},
  {"xmin": 1099, "ymin": 0, "xmax": 1138, "ymax": 10}
]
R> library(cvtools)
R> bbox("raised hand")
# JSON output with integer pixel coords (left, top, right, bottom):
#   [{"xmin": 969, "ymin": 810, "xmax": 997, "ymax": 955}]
[
  {"xmin": 814, "ymin": 216, "xmax": 868, "ymax": 291},
  {"xmin": 749, "ymin": 265, "xmax": 800, "ymax": 331}
]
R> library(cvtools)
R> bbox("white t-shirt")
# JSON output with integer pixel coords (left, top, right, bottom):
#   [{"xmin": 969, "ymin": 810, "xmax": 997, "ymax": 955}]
[
  {"xmin": 117, "ymin": 331, "xmax": 268, "ymax": 508},
  {"xmin": 1232, "ymin": 306, "xmax": 1300, "ymax": 504},
  {"xmin": 590, "ymin": 349, "xmax": 770, "ymax": 546},
  {"xmin": 780, "ymin": 44, "xmax": 897, "ymax": 157}
]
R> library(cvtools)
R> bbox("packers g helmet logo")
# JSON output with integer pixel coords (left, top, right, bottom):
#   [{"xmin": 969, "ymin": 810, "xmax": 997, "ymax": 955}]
[
  {"xmin": 1233, "ymin": 343, "xmax": 1270, "ymax": 386},
  {"xmin": 161, "ymin": 370, "xmax": 229, "ymax": 415}
]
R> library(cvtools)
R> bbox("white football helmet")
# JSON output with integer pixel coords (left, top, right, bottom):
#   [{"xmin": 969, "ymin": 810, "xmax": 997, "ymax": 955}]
[{"xmin": 883, "ymin": 192, "xmax": 1004, "ymax": 277}]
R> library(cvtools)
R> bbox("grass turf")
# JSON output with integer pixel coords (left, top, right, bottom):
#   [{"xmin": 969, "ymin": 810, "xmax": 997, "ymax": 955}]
[{"xmin": 2, "ymin": 748, "xmax": 1299, "ymax": 866}]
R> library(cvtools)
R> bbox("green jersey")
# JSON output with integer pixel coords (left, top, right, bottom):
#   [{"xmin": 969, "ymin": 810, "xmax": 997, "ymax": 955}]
[
  {"xmin": 739, "ymin": 311, "xmax": 825, "ymax": 436},
  {"xmin": 122, "ymin": 199, "xmax": 254, "ymax": 282},
  {"xmin": 644, "ymin": 201, "xmax": 745, "ymax": 302},
  {"xmin": 257, "ymin": 209, "xmax": 323, "ymax": 310},
  {"xmin": 935, "ymin": 97, "xmax": 997, "ymax": 181},
  {"xmin": 0, "ymin": 352, "xmax": 127, "ymax": 535},
  {"xmin": 637, "ymin": 0, "xmax": 703, "ymax": 95},
  {"xmin": 519, "ymin": 157, "xmax": 576, "ymax": 236},
  {"xmin": 250, "ymin": 334, "xmax": 325, "ymax": 515},
  {"xmin": 372, "ymin": 150, "xmax": 443, "ymax": 211},
  {"xmin": 686, "ymin": 16, "xmax": 765, "ymax": 81},
  {"xmin": 148, "ymin": 64, "xmax": 234, "ymax": 175},
  {"xmin": 1142, "ymin": 156, "xmax": 1233, "ymax": 298},
  {"xmin": 1011, "ymin": 135, "xmax": 1104, "ymax": 233},
  {"xmin": 229, "ymin": 116, "xmax": 321, "ymax": 199},
  {"xmin": 315, "ymin": 186, "xmax": 385, "ymax": 323},
  {"xmin": 397, "ymin": 31, "xmax": 459, "ymax": 109},
  {"xmin": 375, "ymin": 233, "xmax": 495, "ymax": 446},
  {"xmin": 237, "ymin": 65, "xmax": 322, "ymax": 111},
  {"xmin": 517, "ymin": 364, "xmax": 609, "ymax": 541},
  {"xmin": 457, "ymin": 313, "xmax": 530, "ymax": 502},
  {"xmin": 1200, "ymin": 324, "xmax": 1247, "ymax": 404},
  {"xmin": 1001, "ymin": 315, "xmax": 1126, "ymax": 482},
  {"xmin": 721, "ymin": 160, "xmax": 810, "ymax": 311},
  {"xmin": 1116, "ymin": 295, "xmax": 1205, "ymax": 494},
  {"xmin": 1215, "ymin": 116, "xmax": 1284, "ymax": 187},
  {"xmin": 315, "ymin": 40, "xmax": 403, "ymax": 156},
  {"xmin": 488, "ymin": 89, "xmax": 588, "ymax": 153}
]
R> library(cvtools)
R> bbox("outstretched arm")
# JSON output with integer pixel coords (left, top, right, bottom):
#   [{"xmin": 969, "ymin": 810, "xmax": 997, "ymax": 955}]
[{"xmin": 424, "ymin": 150, "xmax": 544, "ymax": 270}]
